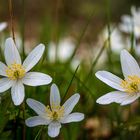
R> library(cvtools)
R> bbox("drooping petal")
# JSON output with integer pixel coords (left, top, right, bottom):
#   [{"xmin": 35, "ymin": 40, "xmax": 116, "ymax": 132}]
[
  {"xmin": 0, "ymin": 62, "xmax": 8, "ymax": 76},
  {"xmin": 11, "ymin": 81, "xmax": 25, "ymax": 106},
  {"xmin": 0, "ymin": 78, "xmax": 14, "ymax": 93},
  {"xmin": 22, "ymin": 44, "xmax": 45, "ymax": 72},
  {"xmin": 26, "ymin": 98, "xmax": 46, "ymax": 115},
  {"xmin": 4, "ymin": 38, "xmax": 21, "ymax": 66},
  {"xmin": 121, "ymin": 93, "xmax": 140, "ymax": 105},
  {"xmin": 22, "ymin": 72, "xmax": 52, "ymax": 86},
  {"xmin": 96, "ymin": 91, "xmax": 134, "ymax": 105},
  {"xmin": 50, "ymin": 84, "xmax": 60, "ymax": 109},
  {"xmin": 25, "ymin": 116, "xmax": 50, "ymax": 127},
  {"xmin": 63, "ymin": 93, "xmax": 80, "ymax": 115},
  {"xmin": 61, "ymin": 113, "xmax": 84, "ymax": 124},
  {"xmin": 120, "ymin": 50, "xmax": 140, "ymax": 78},
  {"xmin": 48, "ymin": 122, "xmax": 61, "ymax": 138},
  {"xmin": 95, "ymin": 71, "xmax": 124, "ymax": 91}
]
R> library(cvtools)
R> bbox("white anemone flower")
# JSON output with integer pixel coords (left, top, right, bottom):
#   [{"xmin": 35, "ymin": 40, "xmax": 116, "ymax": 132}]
[
  {"xmin": 0, "ymin": 37, "xmax": 52, "ymax": 105},
  {"xmin": 25, "ymin": 84, "xmax": 84, "ymax": 138},
  {"xmin": 119, "ymin": 6, "xmax": 140, "ymax": 38},
  {"xmin": 48, "ymin": 38, "xmax": 75, "ymax": 63},
  {"xmin": 96, "ymin": 49, "xmax": 140, "ymax": 105}
]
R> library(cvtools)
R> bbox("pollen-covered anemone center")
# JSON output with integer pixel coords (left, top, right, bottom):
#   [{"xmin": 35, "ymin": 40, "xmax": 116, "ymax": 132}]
[
  {"xmin": 121, "ymin": 75, "xmax": 140, "ymax": 93},
  {"xmin": 6, "ymin": 63, "xmax": 25, "ymax": 80},
  {"xmin": 46, "ymin": 105, "xmax": 64, "ymax": 121}
]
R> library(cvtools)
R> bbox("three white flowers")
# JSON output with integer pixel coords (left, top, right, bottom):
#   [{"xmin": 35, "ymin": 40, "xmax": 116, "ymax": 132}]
[
  {"xmin": 26, "ymin": 84, "xmax": 84, "ymax": 138},
  {"xmin": 2, "ymin": 36, "xmax": 140, "ymax": 138},
  {"xmin": 96, "ymin": 49, "xmax": 140, "ymax": 105},
  {"xmin": 0, "ymin": 37, "xmax": 52, "ymax": 105}
]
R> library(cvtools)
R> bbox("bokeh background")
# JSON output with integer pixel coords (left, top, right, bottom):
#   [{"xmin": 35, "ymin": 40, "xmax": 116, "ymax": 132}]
[{"xmin": 0, "ymin": 0, "xmax": 140, "ymax": 140}]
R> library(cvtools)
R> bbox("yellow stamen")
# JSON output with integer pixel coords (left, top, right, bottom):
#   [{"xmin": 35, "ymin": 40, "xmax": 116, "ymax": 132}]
[
  {"xmin": 6, "ymin": 63, "xmax": 25, "ymax": 80},
  {"xmin": 121, "ymin": 75, "xmax": 140, "ymax": 93},
  {"xmin": 46, "ymin": 105, "xmax": 64, "ymax": 121}
]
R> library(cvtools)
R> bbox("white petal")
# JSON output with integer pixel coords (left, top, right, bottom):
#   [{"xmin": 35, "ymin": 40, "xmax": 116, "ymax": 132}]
[
  {"xmin": 22, "ymin": 72, "xmax": 52, "ymax": 86},
  {"xmin": 11, "ymin": 81, "xmax": 25, "ymax": 105},
  {"xmin": 0, "ymin": 22, "xmax": 7, "ymax": 32},
  {"xmin": 96, "ymin": 91, "xmax": 132, "ymax": 105},
  {"xmin": 61, "ymin": 113, "xmax": 84, "ymax": 124},
  {"xmin": 4, "ymin": 38, "xmax": 21, "ymax": 66},
  {"xmin": 121, "ymin": 50, "xmax": 140, "ymax": 78},
  {"xmin": 0, "ymin": 62, "xmax": 8, "ymax": 76},
  {"xmin": 63, "ymin": 93, "xmax": 80, "ymax": 115},
  {"xmin": 119, "ymin": 23, "xmax": 132, "ymax": 33},
  {"xmin": 121, "ymin": 15, "xmax": 132, "ymax": 25},
  {"xmin": 26, "ymin": 98, "xmax": 46, "ymax": 115},
  {"xmin": 48, "ymin": 122, "xmax": 61, "ymax": 138},
  {"xmin": 0, "ymin": 78, "xmax": 13, "ymax": 93},
  {"xmin": 121, "ymin": 93, "xmax": 140, "ymax": 105},
  {"xmin": 25, "ymin": 116, "xmax": 50, "ymax": 127},
  {"xmin": 95, "ymin": 71, "xmax": 124, "ymax": 91},
  {"xmin": 23, "ymin": 44, "xmax": 45, "ymax": 72},
  {"xmin": 50, "ymin": 84, "xmax": 60, "ymax": 109}
]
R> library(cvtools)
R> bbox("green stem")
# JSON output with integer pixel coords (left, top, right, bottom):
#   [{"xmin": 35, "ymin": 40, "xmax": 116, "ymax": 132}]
[
  {"xmin": 68, "ymin": 11, "xmax": 95, "ymax": 62},
  {"xmin": 106, "ymin": 0, "xmax": 113, "ymax": 70},
  {"xmin": 34, "ymin": 126, "xmax": 43, "ymax": 140},
  {"xmin": 62, "ymin": 65, "xmax": 80, "ymax": 103},
  {"xmin": 84, "ymin": 39, "xmax": 107, "ymax": 83},
  {"xmin": 21, "ymin": 102, "xmax": 26, "ymax": 140}
]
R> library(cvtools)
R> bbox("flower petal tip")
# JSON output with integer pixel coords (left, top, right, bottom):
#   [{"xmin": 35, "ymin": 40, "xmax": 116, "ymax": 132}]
[
  {"xmin": 74, "ymin": 93, "xmax": 80, "ymax": 99},
  {"xmin": 38, "ymin": 43, "xmax": 45, "ymax": 51},
  {"xmin": 120, "ymin": 49, "xmax": 129, "ymax": 56}
]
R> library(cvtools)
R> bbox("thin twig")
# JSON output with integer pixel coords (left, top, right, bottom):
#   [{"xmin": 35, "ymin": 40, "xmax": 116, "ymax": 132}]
[{"xmin": 9, "ymin": 0, "xmax": 15, "ymax": 42}]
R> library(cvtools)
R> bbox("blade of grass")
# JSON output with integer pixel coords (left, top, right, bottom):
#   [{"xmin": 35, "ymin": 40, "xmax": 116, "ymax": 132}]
[
  {"xmin": 34, "ymin": 126, "xmax": 43, "ymax": 140},
  {"xmin": 130, "ymin": 24, "xmax": 135, "ymax": 55},
  {"xmin": 84, "ymin": 39, "xmax": 107, "ymax": 82},
  {"xmin": 84, "ymin": 26, "xmax": 115, "ymax": 83},
  {"xmin": 74, "ymin": 73, "xmax": 94, "ymax": 97},
  {"xmin": 68, "ymin": 11, "xmax": 95, "ymax": 62},
  {"xmin": 62, "ymin": 65, "xmax": 79, "ymax": 103},
  {"xmin": 106, "ymin": 0, "xmax": 113, "ymax": 70}
]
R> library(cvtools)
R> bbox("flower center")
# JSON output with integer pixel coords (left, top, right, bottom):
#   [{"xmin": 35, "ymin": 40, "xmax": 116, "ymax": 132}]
[
  {"xmin": 46, "ymin": 105, "xmax": 64, "ymax": 121},
  {"xmin": 6, "ymin": 63, "xmax": 25, "ymax": 80},
  {"xmin": 121, "ymin": 75, "xmax": 140, "ymax": 93}
]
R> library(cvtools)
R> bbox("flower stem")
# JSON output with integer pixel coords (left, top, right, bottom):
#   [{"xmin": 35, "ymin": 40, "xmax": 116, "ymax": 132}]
[
  {"xmin": 62, "ymin": 65, "xmax": 79, "ymax": 103},
  {"xmin": 84, "ymin": 39, "xmax": 107, "ymax": 82},
  {"xmin": 21, "ymin": 102, "xmax": 26, "ymax": 140},
  {"xmin": 34, "ymin": 126, "xmax": 43, "ymax": 140}
]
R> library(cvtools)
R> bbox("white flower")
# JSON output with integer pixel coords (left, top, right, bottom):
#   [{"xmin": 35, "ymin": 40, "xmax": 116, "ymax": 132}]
[
  {"xmin": 98, "ymin": 26, "xmax": 128, "ymax": 53},
  {"xmin": 25, "ymin": 84, "xmax": 84, "ymax": 138},
  {"xmin": 0, "ymin": 37, "xmax": 52, "ymax": 105},
  {"xmin": 119, "ymin": 6, "xmax": 140, "ymax": 38},
  {"xmin": 0, "ymin": 22, "xmax": 7, "ymax": 32},
  {"xmin": 48, "ymin": 38, "xmax": 75, "ymax": 63},
  {"xmin": 95, "ymin": 49, "xmax": 140, "ymax": 105}
]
